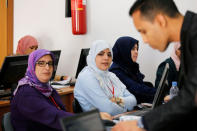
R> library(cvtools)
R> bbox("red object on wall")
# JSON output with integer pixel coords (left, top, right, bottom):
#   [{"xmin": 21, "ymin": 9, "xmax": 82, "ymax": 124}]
[{"xmin": 71, "ymin": 0, "xmax": 87, "ymax": 35}]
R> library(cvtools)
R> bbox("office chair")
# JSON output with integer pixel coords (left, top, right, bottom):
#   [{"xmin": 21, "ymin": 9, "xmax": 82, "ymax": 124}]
[
  {"xmin": 1, "ymin": 112, "xmax": 14, "ymax": 131},
  {"xmin": 72, "ymin": 98, "xmax": 83, "ymax": 113}
]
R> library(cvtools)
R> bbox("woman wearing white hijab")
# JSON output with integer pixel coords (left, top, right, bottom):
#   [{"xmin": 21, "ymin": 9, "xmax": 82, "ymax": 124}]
[{"xmin": 74, "ymin": 40, "xmax": 137, "ymax": 116}]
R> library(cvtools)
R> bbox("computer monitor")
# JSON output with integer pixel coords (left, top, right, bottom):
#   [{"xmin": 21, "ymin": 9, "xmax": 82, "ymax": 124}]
[
  {"xmin": 0, "ymin": 55, "xmax": 29, "ymax": 90},
  {"xmin": 60, "ymin": 109, "xmax": 106, "ymax": 131},
  {"xmin": 0, "ymin": 55, "xmax": 29, "ymax": 98},
  {"xmin": 50, "ymin": 50, "xmax": 61, "ymax": 80},
  {"xmin": 0, "ymin": 50, "xmax": 61, "ymax": 98},
  {"xmin": 152, "ymin": 63, "xmax": 169, "ymax": 108},
  {"xmin": 75, "ymin": 48, "xmax": 90, "ymax": 79}
]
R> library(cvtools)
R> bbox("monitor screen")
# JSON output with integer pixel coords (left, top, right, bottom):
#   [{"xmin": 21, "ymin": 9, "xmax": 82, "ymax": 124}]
[
  {"xmin": 50, "ymin": 50, "xmax": 61, "ymax": 80},
  {"xmin": 152, "ymin": 63, "xmax": 169, "ymax": 108},
  {"xmin": 0, "ymin": 50, "xmax": 61, "ymax": 93},
  {"xmin": 60, "ymin": 109, "xmax": 105, "ymax": 131},
  {"xmin": 75, "ymin": 48, "xmax": 90, "ymax": 79},
  {"xmin": 0, "ymin": 55, "xmax": 29, "ymax": 91}
]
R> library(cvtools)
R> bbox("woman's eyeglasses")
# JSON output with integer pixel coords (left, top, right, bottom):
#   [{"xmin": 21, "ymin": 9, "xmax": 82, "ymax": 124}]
[{"xmin": 36, "ymin": 61, "xmax": 53, "ymax": 67}]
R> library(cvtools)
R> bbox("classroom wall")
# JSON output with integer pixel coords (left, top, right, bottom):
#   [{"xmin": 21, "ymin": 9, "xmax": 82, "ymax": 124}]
[{"xmin": 13, "ymin": 0, "xmax": 197, "ymax": 84}]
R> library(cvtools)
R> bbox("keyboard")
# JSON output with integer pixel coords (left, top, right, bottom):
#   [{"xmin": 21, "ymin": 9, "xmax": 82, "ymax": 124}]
[
  {"xmin": 51, "ymin": 81, "xmax": 75, "ymax": 86},
  {"xmin": 126, "ymin": 108, "xmax": 152, "ymax": 116},
  {"xmin": 0, "ymin": 89, "xmax": 11, "ymax": 100}
]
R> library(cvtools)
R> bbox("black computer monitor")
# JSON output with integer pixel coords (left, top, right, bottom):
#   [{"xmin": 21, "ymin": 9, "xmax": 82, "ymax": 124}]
[
  {"xmin": 152, "ymin": 63, "xmax": 169, "ymax": 108},
  {"xmin": 0, "ymin": 55, "xmax": 29, "ymax": 98},
  {"xmin": 0, "ymin": 55, "xmax": 29, "ymax": 90},
  {"xmin": 50, "ymin": 50, "xmax": 61, "ymax": 80},
  {"xmin": 75, "ymin": 48, "xmax": 90, "ymax": 79},
  {"xmin": 0, "ymin": 50, "xmax": 61, "ymax": 98}
]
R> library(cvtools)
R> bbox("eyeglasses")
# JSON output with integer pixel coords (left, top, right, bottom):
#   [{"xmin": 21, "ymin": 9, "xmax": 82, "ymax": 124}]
[{"xmin": 36, "ymin": 61, "xmax": 53, "ymax": 67}]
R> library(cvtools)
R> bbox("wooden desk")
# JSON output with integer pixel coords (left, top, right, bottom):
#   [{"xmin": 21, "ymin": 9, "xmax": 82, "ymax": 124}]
[
  {"xmin": 57, "ymin": 86, "xmax": 74, "ymax": 112},
  {"xmin": 0, "ymin": 86, "xmax": 74, "ymax": 131}
]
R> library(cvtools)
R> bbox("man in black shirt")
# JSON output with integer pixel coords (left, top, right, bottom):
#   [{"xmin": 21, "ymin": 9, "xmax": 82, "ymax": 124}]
[{"xmin": 112, "ymin": 0, "xmax": 197, "ymax": 131}]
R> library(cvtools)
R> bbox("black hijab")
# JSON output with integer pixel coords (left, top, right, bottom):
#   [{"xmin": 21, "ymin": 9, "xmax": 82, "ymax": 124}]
[{"xmin": 112, "ymin": 36, "xmax": 144, "ymax": 82}]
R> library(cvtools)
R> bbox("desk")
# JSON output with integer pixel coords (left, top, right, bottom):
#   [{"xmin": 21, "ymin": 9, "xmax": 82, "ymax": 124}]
[
  {"xmin": 57, "ymin": 86, "xmax": 74, "ymax": 112},
  {"xmin": 0, "ymin": 86, "xmax": 74, "ymax": 131}
]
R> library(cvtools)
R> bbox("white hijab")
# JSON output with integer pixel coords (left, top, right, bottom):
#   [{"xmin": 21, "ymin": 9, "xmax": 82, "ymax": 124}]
[{"xmin": 86, "ymin": 40, "xmax": 125, "ymax": 98}]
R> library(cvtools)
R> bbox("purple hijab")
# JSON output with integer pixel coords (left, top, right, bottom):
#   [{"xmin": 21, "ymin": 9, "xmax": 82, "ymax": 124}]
[{"xmin": 13, "ymin": 49, "xmax": 55, "ymax": 97}]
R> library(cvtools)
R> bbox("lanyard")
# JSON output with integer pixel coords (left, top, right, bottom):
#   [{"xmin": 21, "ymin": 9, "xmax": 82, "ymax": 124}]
[
  {"xmin": 49, "ymin": 96, "xmax": 61, "ymax": 110},
  {"xmin": 106, "ymin": 81, "xmax": 115, "ymax": 97}
]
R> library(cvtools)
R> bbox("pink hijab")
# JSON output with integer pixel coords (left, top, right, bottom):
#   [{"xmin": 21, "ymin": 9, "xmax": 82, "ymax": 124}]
[
  {"xmin": 16, "ymin": 35, "xmax": 38, "ymax": 55},
  {"xmin": 171, "ymin": 42, "xmax": 181, "ymax": 71}
]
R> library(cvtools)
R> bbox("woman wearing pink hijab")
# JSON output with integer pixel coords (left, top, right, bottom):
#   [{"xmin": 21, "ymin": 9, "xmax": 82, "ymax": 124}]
[
  {"xmin": 16, "ymin": 35, "xmax": 38, "ymax": 55},
  {"xmin": 16, "ymin": 35, "xmax": 69, "ymax": 81},
  {"xmin": 155, "ymin": 42, "xmax": 181, "ymax": 89}
]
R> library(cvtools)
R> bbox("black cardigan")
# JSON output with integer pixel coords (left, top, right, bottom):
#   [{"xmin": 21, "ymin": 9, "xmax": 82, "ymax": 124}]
[
  {"xmin": 155, "ymin": 57, "xmax": 179, "ymax": 89},
  {"xmin": 143, "ymin": 11, "xmax": 197, "ymax": 131}
]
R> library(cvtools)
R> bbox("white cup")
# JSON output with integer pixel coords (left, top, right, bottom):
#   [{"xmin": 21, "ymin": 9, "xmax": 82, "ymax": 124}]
[{"xmin": 119, "ymin": 115, "xmax": 141, "ymax": 121}]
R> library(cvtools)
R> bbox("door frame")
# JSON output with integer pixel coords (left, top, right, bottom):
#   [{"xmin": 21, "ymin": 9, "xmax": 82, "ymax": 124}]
[{"xmin": 0, "ymin": 0, "xmax": 13, "ymax": 67}]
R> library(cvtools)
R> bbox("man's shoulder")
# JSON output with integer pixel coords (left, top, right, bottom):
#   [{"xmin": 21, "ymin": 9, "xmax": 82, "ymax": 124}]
[
  {"xmin": 182, "ymin": 11, "xmax": 197, "ymax": 59},
  {"xmin": 182, "ymin": 11, "xmax": 197, "ymax": 33},
  {"xmin": 185, "ymin": 10, "xmax": 197, "ymax": 16}
]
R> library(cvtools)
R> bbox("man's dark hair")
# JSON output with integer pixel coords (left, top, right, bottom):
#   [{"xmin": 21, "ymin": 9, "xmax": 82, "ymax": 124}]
[{"xmin": 129, "ymin": 0, "xmax": 180, "ymax": 21}]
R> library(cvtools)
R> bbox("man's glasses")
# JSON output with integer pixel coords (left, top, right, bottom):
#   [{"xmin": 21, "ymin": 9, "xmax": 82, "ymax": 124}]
[{"xmin": 36, "ymin": 61, "xmax": 53, "ymax": 67}]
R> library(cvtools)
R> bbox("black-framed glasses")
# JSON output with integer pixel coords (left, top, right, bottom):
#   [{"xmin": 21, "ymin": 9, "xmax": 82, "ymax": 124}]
[{"xmin": 36, "ymin": 61, "xmax": 53, "ymax": 67}]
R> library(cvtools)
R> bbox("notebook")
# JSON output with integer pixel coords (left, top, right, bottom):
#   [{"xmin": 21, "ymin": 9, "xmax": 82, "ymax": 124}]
[
  {"xmin": 60, "ymin": 109, "xmax": 106, "ymax": 131},
  {"xmin": 124, "ymin": 63, "xmax": 170, "ymax": 117}
]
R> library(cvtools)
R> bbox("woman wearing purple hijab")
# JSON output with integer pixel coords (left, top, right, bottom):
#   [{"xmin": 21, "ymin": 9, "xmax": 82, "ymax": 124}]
[{"xmin": 11, "ymin": 49, "xmax": 73, "ymax": 131}]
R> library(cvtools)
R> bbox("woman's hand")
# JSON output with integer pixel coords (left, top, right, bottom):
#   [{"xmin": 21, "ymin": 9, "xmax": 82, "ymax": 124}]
[
  {"xmin": 100, "ymin": 112, "xmax": 113, "ymax": 120},
  {"xmin": 110, "ymin": 97, "xmax": 116, "ymax": 103},
  {"xmin": 110, "ymin": 97, "xmax": 124, "ymax": 107}
]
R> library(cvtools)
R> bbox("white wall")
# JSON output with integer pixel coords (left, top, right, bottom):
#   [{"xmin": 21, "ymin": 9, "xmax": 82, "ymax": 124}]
[{"xmin": 14, "ymin": 0, "xmax": 197, "ymax": 84}]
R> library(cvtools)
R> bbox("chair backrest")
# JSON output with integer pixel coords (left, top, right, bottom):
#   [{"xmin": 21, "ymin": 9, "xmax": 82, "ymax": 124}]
[
  {"xmin": 72, "ymin": 98, "xmax": 83, "ymax": 113},
  {"xmin": 1, "ymin": 112, "xmax": 14, "ymax": 131}
]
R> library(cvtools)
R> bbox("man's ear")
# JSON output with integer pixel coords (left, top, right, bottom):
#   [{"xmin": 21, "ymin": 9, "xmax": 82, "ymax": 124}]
[{"xmin": 154, "ymin": 13, "xmax": 167, "ymax": 28}]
